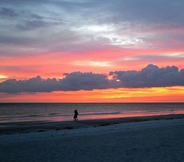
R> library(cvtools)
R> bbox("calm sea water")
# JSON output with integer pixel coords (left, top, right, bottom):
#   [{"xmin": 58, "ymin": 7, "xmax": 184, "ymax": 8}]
[{"xmin": 0, "ymin": 103, "xmax": 184, "ymax": 123}]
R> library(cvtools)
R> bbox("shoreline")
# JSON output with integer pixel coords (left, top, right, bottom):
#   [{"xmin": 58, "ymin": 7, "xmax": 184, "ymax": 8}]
[
  {"xmin": 1, "ymin": 113, "xmax": 184, "ymax": 135},
  {"xmin": 1, "ymin": 114, "xmax": 184, "ymax": 161}
]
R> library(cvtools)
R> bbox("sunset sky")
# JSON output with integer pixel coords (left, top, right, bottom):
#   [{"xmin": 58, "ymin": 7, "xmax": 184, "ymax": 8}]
[{"xmin": 0, "ymin": 0, "xmax": 184, "ymax": 102}]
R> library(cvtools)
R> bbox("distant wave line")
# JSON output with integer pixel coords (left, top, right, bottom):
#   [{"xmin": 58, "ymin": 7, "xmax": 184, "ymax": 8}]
[{"xmin": 0, "ymin": 112, "xmax": 122, "ymax": 119}]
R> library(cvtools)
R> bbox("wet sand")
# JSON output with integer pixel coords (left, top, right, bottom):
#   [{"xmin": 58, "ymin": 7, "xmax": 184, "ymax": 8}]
[{"xmin": 1, "ymin": 113, "xmax": 184, "ymax": 135}]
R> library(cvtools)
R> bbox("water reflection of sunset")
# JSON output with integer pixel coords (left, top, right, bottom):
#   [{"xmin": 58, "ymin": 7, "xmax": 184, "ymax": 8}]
[{"xmin": 40, "ymin": 109, "xmax": 184, "ymax": 122}]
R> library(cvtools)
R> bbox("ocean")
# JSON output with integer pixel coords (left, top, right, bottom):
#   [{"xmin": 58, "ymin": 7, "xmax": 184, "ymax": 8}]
[{"xmin": 0, "ymin": 103, "xmax": 184, "ymax": 123}]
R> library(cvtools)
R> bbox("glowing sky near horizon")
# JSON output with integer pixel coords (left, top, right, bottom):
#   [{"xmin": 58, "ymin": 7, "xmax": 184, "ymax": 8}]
[{"xmin": 0, "ymin": 0, "xmax": 184, "ymax": 102}]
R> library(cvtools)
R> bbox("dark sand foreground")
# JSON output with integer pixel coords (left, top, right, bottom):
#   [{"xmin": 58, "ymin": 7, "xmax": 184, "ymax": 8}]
[{"xmin": 1, "ymin": 114, "xmax": 184, "ymax": 162}]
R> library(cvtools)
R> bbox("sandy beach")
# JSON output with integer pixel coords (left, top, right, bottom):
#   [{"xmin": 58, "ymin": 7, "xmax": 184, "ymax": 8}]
[{"xmin": 1, "ymin": 114, "xmax": 184, "ymax": 162}]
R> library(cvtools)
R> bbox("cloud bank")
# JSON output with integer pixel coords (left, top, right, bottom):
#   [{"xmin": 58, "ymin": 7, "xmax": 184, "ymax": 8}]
[
  {"xmin": 0, "ymin": 64, "xmax": 184, "ymax": 93},
  {"xmin": 110, "ymin": 64, "xmax": 184, "ymax": 88}
]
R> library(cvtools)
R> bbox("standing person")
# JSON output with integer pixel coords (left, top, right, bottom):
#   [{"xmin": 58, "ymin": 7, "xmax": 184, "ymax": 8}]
[{"xmin": 73, "ymin": 110, "xmax": 79, "ymax": 121}]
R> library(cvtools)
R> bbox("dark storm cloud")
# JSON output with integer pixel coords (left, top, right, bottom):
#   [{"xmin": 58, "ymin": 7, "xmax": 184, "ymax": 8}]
[
  {"xmin": 2, "ymin": 0, "xmax": 184, "ymax": 26},
  {"xmin": 0, "ymin": 7, "xmax": 18, "ymax": 17},
  {"xmin": 61, "ymin": 72, "xmax": 109, "ymax": 91},
  {"xmin": 19, "ymin": 10, "xmax": 44, "ymax": 20},
  {"xmin": 0, "ymin": 72, "xmax": 109, "ymax": 93},
  {"xmin": 0, "ymin": 76, "xmax": 58, "ymax": 93},
  {"xmin": 110, "ymin": 64, "xmax": 184, "ymax": 88},
  {"xmin": 16, "ymin": 20, "xmax": 49, "ymax": 30},
  {"xmin": 0, "ymin": 65, "xmax": 184, "ymax": 93},
  {"xmin": 108, "ymin": 0, "xmax": 184, "ymax": 26}
]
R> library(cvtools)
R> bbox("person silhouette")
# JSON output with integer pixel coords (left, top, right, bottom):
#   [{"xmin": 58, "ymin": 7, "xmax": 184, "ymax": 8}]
[{"xmin": 73, "ymin": 110, "xmax": 78, "ymax": 121}]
